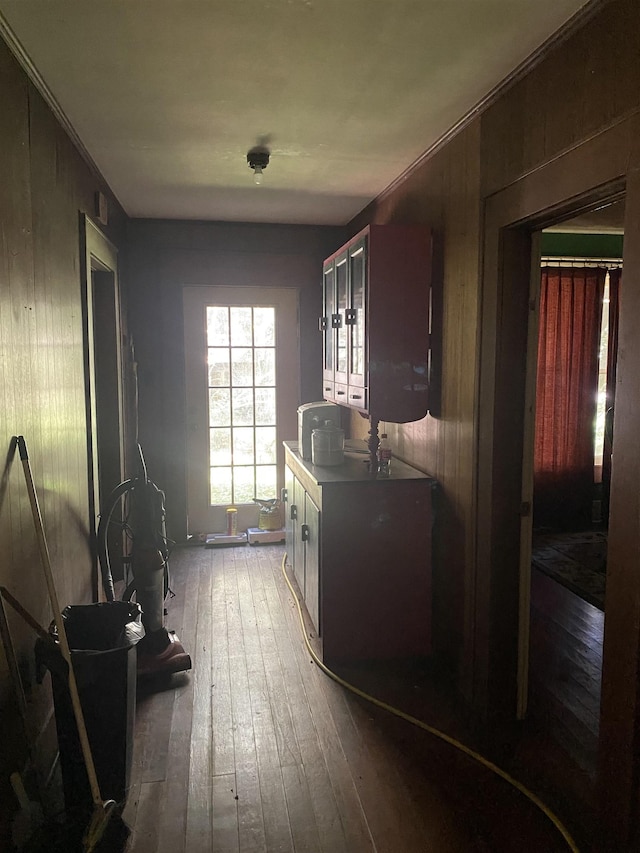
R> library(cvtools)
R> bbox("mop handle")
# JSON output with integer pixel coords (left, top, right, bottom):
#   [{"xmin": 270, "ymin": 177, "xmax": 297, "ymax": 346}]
[{"xmin": 16, "ymin": 436, "xmax": 104, "ymax": 809}]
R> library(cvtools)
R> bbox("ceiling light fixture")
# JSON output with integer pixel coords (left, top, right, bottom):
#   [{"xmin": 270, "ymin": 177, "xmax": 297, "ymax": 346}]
[{"xmin": 247, "ymin": 149, "xmax": 269, "ymax": 185}]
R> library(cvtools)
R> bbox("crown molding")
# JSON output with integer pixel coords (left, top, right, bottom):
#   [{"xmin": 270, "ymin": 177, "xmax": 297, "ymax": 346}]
[
  {"xmin": 377, "ymin": 0, "xmax": 611, "ymax": 206},
  {"xmin": 0, "ymin": 11, "xmax": 108, "ymax": 188}
]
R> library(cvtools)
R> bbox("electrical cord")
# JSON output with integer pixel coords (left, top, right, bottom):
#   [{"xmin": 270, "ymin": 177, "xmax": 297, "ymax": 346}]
[{"xmin": 281, "ymin": 553, "xmax": 580, "ymax": 853}]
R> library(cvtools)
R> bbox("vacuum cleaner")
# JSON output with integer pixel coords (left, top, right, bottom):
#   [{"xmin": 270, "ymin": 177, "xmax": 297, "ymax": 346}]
[{"xmin": 96, "ymin": 445, "xmax": 191, "ymax": 678}]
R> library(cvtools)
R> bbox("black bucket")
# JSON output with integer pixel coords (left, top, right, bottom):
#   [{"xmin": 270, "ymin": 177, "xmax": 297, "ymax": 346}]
[{"xmin": 36, "ymin": 601, "xmax": 143, "ymax": 820}]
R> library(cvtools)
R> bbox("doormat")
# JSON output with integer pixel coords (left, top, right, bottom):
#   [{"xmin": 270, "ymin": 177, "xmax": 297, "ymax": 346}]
[{"xmin": 531, "ymin": 530, "xmax": 607, "ymax": 611}]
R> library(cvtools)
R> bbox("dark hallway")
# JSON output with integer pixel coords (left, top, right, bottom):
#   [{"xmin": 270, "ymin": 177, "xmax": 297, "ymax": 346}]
[{"xmin": 122, "ymin": 544, "xmax": 587, "ymax": 853}]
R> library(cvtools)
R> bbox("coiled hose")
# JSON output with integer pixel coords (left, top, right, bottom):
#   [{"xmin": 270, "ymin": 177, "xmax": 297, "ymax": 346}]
[{"xmin": 281, "ymin": 553, "xmax": 580, "ymax": 853}]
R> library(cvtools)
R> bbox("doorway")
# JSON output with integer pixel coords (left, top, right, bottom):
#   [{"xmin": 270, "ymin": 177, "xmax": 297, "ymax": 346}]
[
  {"xmin": 476, "ymin": 111, "xmax": 640, "ymax": 842},
  {"xmin": 183, "ymin": 285, "xmax": 299, "ymax": 536},
  {"xmin": 522, "ymin": 200, "xmax": 624, "ymax": 786},
  {"xmin": 81, "ymin": 215, "xmax": 125, "ymax": 594}
]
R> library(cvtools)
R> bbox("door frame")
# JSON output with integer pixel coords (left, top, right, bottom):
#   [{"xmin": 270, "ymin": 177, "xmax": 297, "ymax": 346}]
[
  {"xmin": 79, "ymin": 214, "xmax": 125, "ymax": 594},
  {"xmin": 475, "ymin": 112, "xmax": 640, "ymax": 844},
  {"xmin": 515, "ymin": 233, "xmax": 542, "ymax": 720}
]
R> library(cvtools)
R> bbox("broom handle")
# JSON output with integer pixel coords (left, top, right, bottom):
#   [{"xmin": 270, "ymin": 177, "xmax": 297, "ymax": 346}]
[{"xmin": 16, "ymin": 436, "xmax": 104, "ymax": 809}]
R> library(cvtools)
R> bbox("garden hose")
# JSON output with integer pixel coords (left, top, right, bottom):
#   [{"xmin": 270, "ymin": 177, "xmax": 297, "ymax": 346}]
[{"xmin": 281, "ymin": 553, "xmax": 580, "ymax": 853}]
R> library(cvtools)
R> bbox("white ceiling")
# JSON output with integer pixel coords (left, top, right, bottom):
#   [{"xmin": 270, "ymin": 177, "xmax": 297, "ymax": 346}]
[{"xmin": 0, "ymin": 0, "xmax": 591, "ymax": 226}]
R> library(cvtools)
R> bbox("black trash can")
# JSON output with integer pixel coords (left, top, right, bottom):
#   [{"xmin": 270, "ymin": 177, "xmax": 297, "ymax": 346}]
[{"xmin": 36, "ymin": 601, "xmax": 143, "ymax": 820}]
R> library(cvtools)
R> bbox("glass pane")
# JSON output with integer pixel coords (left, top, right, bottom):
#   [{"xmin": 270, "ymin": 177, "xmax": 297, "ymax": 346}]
[
  {"xmin": 231, "ymin": 348, "xmax": 253, "ymax": 386},
  {"xmin": 209, "ymin": 428, "xmax": 231, "ymax": 466},
  {"xmin": 253, "ymin": 307, "xmax": 275, "ymax": 346},
  {"xmin": 230, "ymin": 307, "xmax": 253, "ymax": 346},
  {"xmin": 255, "ymin": 388, "xmax": 276, "ymax": 425},
  {"xmin": 350, "ymin": 248, "xmax": 365, "ymax": 378},
  {"xmin": 207, "ymin": 307, "xmax": 229, "ymax": 347},
  {"xmin": 209, "ymin": 389, "xmax": 230, "ymax": 427},
  {"xmin": 255, "ymin": 427, "xmax": 276, "ymax": 464},
  {"xmin": 255, "ymin": 465, "xmax": 278, "ymax": 499},
  {"xmin": 254, "ymin": 348, "xmax": 275, "ymax": 386},
  {"xmin": 208, "ymin": 348, "xmax": 230, "ymax": 387},
  {"xmin": 210, "ymin": 466, "xmax": 232, "ymax": 505},
  {"xmin": 336, "ymin": 259, "xmax": 348, "ymax": 374},
  {"xmin": 233, "ymin": 466, "xmax": 255, "ymax": 504},
  {"xmin": 232, "ymin": 388, "xmax": 254, "ymax": 426},
  {"xmin": 324, "ymin": 267, "xmax": 335, "ymax": 373},
  {"xmin": 233, "ymin": 427, "xmax": 254, "ymax": 465}
]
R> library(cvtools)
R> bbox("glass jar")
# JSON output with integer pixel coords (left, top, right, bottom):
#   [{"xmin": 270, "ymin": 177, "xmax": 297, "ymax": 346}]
[{"xmin": 311, "ymin": 421, "xmax": 345, "ymax": 466}]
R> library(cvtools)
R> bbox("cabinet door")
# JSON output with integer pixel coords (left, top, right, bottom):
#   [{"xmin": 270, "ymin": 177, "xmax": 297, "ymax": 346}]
[
  {"xmin": 284, "ymin": 466, "xmax": 296, "ymax": 571},
  {"xmin": 292, "ymin": 476, "xmax": 306, "ymax": 593},
  {"xmin": 347, "ymin": 237, "xmax": 367, "ymax": 389},
  {"xmin": 334, "ymin": 253, "xmax": 349, "ymax": 386},
  {"xmin": 322, "ymin": 262, "xmax": 335, "ymax": 389},
  {"xmin": 303, "ymin": 492, "xmax": 321, "ymax": 634}
]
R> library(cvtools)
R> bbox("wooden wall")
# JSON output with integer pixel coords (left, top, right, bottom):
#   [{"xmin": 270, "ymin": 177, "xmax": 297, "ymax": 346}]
[
  {"xmin": 2, "ymin": 0, "xmax": 640, "ymax": 844},
  {"xmin": 125, "ymin": 220, "xmax": 343, "ymax": 543},
  {"xmin": 0, "ymin": 37, "xmax": 126, "ymax": 844},
  {"xmin": 343, "ymin": 0, "xmax": 640, "ymax": 844},
  {"xmin": 348, "ymin": 124, "xmax": 482, "ymax": 687},
  {"xmin": 481, "ymin": 0, "xmax": 640, "ymax": 197}
]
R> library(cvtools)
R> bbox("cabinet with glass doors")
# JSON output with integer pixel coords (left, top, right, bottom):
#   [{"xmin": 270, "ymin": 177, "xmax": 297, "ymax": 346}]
[{"xmin": 321, "ymin": 224, "xmax": 432, "ymax": 424}]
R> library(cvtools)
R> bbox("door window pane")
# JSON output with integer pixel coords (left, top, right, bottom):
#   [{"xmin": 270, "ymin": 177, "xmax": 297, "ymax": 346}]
[
  {"xmin": 232, "ymin": 388, "xmax": 254, "ymax": 426},
  {"xmin": 230, "ymin": 307, "xmax": 253, "ymax": 345},
  {"xmin": 209, "ymin": 428, "xmax": 231, "ymax": 465},
  {"xmin": 255, "ymin": 427, "xmax": 276, "ymax": 464},
  {"xmin": 254, "ymin": 348, "xmax": 275, "ymax": 386},
  {"xmin": 233, "ymin": 427, "xmax": 255, "ymax": 465},
  {"xmin": 233, "ymin": 466, "xmax": 256, "ymax": 504},
  {"xmin": 256, "ymin": 465, "xmax": 277, "ymax": 498},
  {"xmin": 253, "ymin": 307, "xmax": 275, "ymax": 345},
  {"xmin": 209, "ymin": 390, "xmax": 231, "ymax": 427},
  {"xmin": 207, "ymin": 307, "xmax": 229, "ymax": 347},
  {"xmin": 210, "ymin": 466, "xmax": 232, "ymax": 505},
  {"xmin": 208, "ymin": 348, "xmax": 230, "ymax": 387},
  {"xmin": 255, "ymin": 388, "xmax": 276, "ymax": 425},
  {"xmin": 231, "ymin": 348, "xmax": 253, "ymax": 386}
]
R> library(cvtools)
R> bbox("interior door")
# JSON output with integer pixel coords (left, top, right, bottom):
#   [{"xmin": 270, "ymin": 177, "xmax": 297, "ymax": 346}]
[{"xmin": 183, "ymin": 286, "xmax": 299, "ymax": 535}]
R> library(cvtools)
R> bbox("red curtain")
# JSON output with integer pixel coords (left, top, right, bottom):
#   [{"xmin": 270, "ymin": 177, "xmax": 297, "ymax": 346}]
[
  {"xmin": 534, "ymin": 266, "xmax": 606, "ymax": 529},
  {"xmin": 601, "ymin": 268, "xmax": 622, "ymax": 525}
]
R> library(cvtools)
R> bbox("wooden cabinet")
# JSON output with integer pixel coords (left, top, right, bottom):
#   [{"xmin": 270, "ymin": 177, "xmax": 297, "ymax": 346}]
[
  {"xmin": 321, "ymin": 224, "xmax": 432, "ymax": 423},
  {"xmin": 285, "ymin": 466, "xmax": 321, "ymax": 631},
  {"xmin": 284, "ymin": 440, "xmax": 434, "ymax": 666}
]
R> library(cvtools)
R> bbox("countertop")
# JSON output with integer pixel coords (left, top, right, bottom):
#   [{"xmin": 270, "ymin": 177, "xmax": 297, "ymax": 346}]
[{"xmin": 283, "ymin": 439, "xmax": 434, "ymax": 485}]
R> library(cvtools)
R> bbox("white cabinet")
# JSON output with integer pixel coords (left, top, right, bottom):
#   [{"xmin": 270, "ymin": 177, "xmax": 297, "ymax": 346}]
[
  {"xmin": 284, "ymin": 467, "xmax": 320, "ymax": 632},
  {"xmin": 284, "ymin": 441, "xmax": 434, "ymax": 666}
]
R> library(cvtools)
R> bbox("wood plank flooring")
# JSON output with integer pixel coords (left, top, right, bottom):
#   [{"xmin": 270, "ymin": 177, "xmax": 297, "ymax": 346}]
[
  {"xmin": 528, "ymin": 569, "xmax": 603, "ymax": 778},
  {"xmin": 502, "ymin": 568, "xmax": 604, "ymax": 847},
  {"xmin": 121, "ymin": 544, "xmax": 591, "ymax": 853}
]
